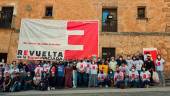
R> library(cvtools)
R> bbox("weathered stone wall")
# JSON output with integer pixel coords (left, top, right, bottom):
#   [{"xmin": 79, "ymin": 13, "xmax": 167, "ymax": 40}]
[{"xmin": 0, "ymin": 0, "xmax": 170, "ymax": 77}]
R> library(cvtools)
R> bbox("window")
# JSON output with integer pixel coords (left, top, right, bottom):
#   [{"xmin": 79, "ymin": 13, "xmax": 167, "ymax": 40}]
[
  {"xmin": 102, "ymin": 8, "xmax": 117, "ymax": 32},
  {"xmin": 45, "ymin": 6, "xmax": 53, "ymax": 17},
  {"xmin": 0, "ymin": 7, "xmax": 14, "ymax": 28},
  {"xmin": 102, "ymin": 48, "xmax": 115, "ymax": 60},
  {"xmin": 137, "ymin": 6, "xmax": 146, "ymax": 19}
]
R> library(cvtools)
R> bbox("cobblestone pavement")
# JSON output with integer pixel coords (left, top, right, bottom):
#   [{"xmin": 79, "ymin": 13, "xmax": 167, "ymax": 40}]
[{"xmin": 1, "ymin": 87, "xmax": 170, "ymax": 96}]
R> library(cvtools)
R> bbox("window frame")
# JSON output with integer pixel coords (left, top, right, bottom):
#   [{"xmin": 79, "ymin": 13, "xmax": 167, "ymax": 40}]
[
  {"xmin": 44, "ymin": 6, "xmax": 53, "ymax": 17},
  {"xmin": 137, "ymin": 6, "xmax": 147, "ymax": 19}
]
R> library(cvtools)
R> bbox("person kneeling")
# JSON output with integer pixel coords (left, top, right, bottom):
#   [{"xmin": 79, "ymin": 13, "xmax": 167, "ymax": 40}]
[
  {"xmin": 10, "ymin": 72, "xmax": 22, "ymax": 92},
  {"xmin": 24, "ymin": 72, "xmax": 33, "ymax": 90},
  {"xmin": 140, "ymin": 67, "xmax": 151, "ymax": 88},
  {"xmin": 129, "ymin": 67, "xmax": 139, "ymax": 88},
  {"xmin": 114, "ymin": 67, "xmax": 125, "ymax": 88},
  {"xmin": 98, "ymin": 70, "xmax": 108, "ymax": 88}
]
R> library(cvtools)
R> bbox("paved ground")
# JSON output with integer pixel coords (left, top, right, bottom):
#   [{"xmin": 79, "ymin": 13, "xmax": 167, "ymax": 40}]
[{"xmin": 1, "ymin": 87, "xmax": 170, "ymax": 96}]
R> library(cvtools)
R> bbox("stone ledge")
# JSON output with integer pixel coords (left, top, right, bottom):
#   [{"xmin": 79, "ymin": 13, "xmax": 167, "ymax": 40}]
[{"xmin": 100, "ymin": 32, "xmax": 170, "ymax": 36}]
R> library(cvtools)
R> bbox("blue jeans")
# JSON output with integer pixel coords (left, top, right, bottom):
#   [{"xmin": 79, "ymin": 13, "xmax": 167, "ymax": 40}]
[
  {"xmin": 115, "ymin": 80, "xmax": 124, "ymax": 88},
  {"xmin": 88, "ymin": 74, "xmax": 97, "ymax": 87},
  {"xmin": 77, "ymin": 72, "xmax": 86, "ymax": 87},
  {"xmin": 157, "ymin": 71, "xmax": 165, "ymax": 86},
  {"xmin": 141, "ymin": 80, "xmax": 150, "ymax": 88},
  {"xmin": 72, "ymin": 70, "xmax": 77, "ymax": 88},
  {"xmin": 11, "ymin": 82, "xmax": 21, "ymax": 92},
  {"xmin": 124, "ymin": 78, "xmax": 129, "ymax": 87},
  {"xmin": 130, "ymin": 79, "xmax": 139, "ymax": 88}
]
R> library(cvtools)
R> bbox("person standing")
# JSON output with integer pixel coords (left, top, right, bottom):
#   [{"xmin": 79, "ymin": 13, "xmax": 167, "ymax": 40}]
[
  {"xmin": 155, "ymin": 54, "xmax": 165, "ymax": 87},
  {"xmin": 126, "ymin": 55, "xmax": 133, "ymax": 70},
  {"xmin": 56, "ymin": 62, "xmax": 65, "ymax": 88},
  {"xmin": 76, "ymin": 60, "xmax": 87, "ymax": 87},
  {"xmin": 109, "ymin": 57, "xmax": 117, "ymax": 75},
  {"xmin": 88, "ymin": 60, "xmax": 98, "ymax": 87},
  {"xmin": 64, "ymin": 62, "xmax": 73, "ymax": 88},
  {"xmin": 144, "ymin": 55, "xmax": 155, "ymax": 85},
  {"xmin": 72, "ymin": 61, "xmax": 77, "ymax": 88}
]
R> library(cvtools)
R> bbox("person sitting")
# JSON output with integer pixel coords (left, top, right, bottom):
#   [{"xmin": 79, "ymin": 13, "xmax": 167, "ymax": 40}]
[
  {"xmin": 10, "ymin": 72, "xmax": 22, "ymax": 92},
  {"xmin": 114, "ymin": 67, "xmax": 125, "ymax": 88},
  {"xmin": 33, "ymin": 73, "xmax": 41, "ymax": 90},
  {"xmin": 140, "ymin": 66, "xmax": 151, "ymax": 88},
  {"xmin": 129, "ymin": 66, "xmax": 139, "ymax": 88},
  {"xmin": 98, "ymin": 70, "xmax": 108, "ymax": 88},
  {"xmin": 39, "ymin": 74, "xmax": 49, "ymax": 91},
  {"xmin": 119, "ymin": 63, "xmax": 129, "ymax": 88},
  {"xmin": 3, "ymin": 72, "xmax": 11, "ymax": 92},
  {"xmin": 23, "ymin": 72, "xmax": 33, "ymax": 90},
  {"xmin": 108, "ymin": 69, "xmax": 114, "ymax": 87}
]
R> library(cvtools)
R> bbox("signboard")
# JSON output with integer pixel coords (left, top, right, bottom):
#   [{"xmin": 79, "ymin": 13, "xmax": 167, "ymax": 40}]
[
  {"xmin": 17, "ymin": 19, "xmax": 98, "ymax": 60},
  {"xmin": 143, "ymin": 48, "xmax": 157, "ymax": 62}
]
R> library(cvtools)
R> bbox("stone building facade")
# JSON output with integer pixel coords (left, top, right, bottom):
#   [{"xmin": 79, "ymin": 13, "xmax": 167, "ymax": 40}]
[{"xmin": 0, "ymin": 0, "xmax": 170, "ymax": 78}]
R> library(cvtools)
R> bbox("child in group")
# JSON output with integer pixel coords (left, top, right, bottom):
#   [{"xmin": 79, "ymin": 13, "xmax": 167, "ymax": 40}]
[
  {"xmin": 129, "ymin": 66, "xmax": 139, "ymax": 88},
  {"xmin": 140, "ymin": 66, "xmax": 151, "ymax": 88}
]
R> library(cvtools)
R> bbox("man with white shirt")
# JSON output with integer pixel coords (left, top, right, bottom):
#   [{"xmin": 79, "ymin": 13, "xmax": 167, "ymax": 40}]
[
  {"xmin": 155, "ymin": 55, "xmax": 165, "ymax": 87},
  {"xmin": 76, "ymin": 60, "xmax": 87, "ymax": 87}
]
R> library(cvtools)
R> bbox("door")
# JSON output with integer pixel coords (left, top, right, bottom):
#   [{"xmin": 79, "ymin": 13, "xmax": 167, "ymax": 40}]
[
  {"xmin": 0, "ymin": 53, "xmax": 8, "ymax": 63},
  {"xmin": 102, "ymin": 48, "xmax": 115, "ymax": 60}
]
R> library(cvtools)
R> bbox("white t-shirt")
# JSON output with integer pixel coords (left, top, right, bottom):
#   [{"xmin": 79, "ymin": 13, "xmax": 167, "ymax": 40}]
[
  {"xmin": 34, "ymin": 66, "xmax": 43, "ymax": 75},
  {"xmin": 90, "ymin": 64, "xmax": 98, "ymax": 74},
  {"xmin": 86, "ymin": 62, "xmax": 91, "ymax": 74},
  {"xmin": 43, "ymin": 63, "xmax": 50, "ymax": 73},
  {"xmin": 98, "ymin": 73, "xmax": 106, "ymax": 81},
  {"xmin": 135, "ymin": 60, "xmax": 143, "ymax": 71},
  {"xmin": 109, "ymin": 61, "xmax": 117, "ymax": 71},
  {"xmin": 10, "ymin": 67, "xmax": 19, "ymax": 74},
  {"xmin": 126, "ymin": 59, "xmax": 133, "ymax": 69},
  {"xmin": 119, "ymin": 65, "xmax": 130, "ymax": 75},
  {"xmin": 140, "ymin": 71, "xmax": 150, "ymax": 81},
  {"xmin": 129, "ymin": 70, "xmax": 139, "ymax": 80},
  {"xmin": 114, "ymin": 71, "xmax": 124, "ymax": 81},
  {"xmin": 155, "ymin": 59, "xmax": 165, "ymax": 71},
  {"xmin": 76, "ymin": 62, "xmax": 87, "ymax": 73}
]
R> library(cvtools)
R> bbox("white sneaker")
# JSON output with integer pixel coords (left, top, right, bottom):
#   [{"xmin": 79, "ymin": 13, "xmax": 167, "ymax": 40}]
[{"xmin": 105, "ymin": 85, "xmax": 109, "ymax": 88}]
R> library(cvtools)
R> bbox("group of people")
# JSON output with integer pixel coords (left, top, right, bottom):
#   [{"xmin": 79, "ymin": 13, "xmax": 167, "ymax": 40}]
[{"xmin": 0, "ymin": 53, "xmax": 166, "ymax": 92}]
